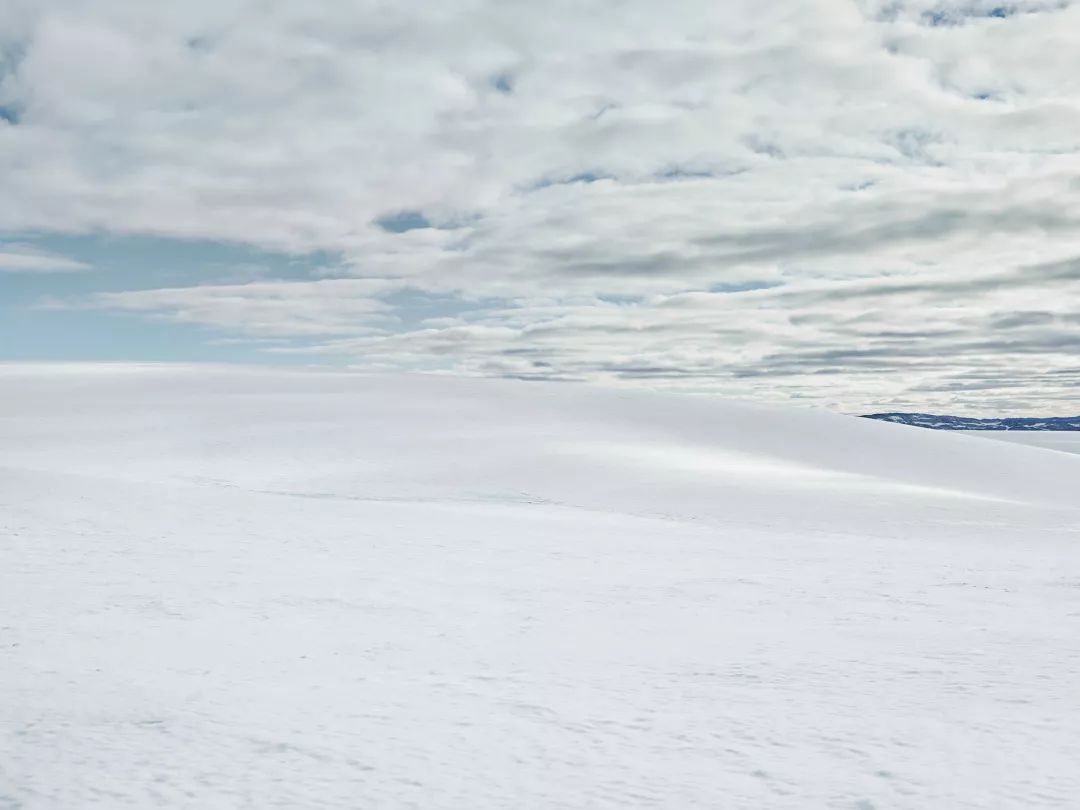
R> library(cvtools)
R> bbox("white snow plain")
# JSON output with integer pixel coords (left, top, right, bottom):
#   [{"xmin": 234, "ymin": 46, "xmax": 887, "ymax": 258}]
[
  {"xmin": 962, "ymin": 430, "xmax": 1080, "ymax": 457},
  {"xmin": 2, "ymin": 365, "xmax": 1079, "ymax": 810}
]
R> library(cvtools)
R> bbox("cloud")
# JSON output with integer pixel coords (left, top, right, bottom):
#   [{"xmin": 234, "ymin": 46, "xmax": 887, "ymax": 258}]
[
  {"xmin": 2, "ymin": 0, "xmax": 1079, "ymax": 411},
  {"xmin": 263, "ymin": 254, "xmax": 1078, "ymax": 412},
  {"xmin": 0, "ymin": 242, "xmax": 91, "ymax": 271},
  {"xmin": 91, "ymin": 278, "xmax": 402, "ymax": 337}
]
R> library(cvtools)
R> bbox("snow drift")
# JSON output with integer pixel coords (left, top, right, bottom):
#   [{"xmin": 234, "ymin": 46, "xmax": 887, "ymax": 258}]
[{"xmin": 2, "ymin": 365, "xmax": 1079, "ymax": 809}]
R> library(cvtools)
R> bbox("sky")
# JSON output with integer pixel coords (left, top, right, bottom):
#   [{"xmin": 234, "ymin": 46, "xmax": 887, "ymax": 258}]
[{"xmin": 2, "ymin": 0, "xmax": 1079, "ymax": 414}]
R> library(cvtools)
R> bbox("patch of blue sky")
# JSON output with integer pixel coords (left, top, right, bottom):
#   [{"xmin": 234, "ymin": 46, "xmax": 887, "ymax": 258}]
[
  {"xmin": 374, "ymin": 210, "xmax": 432, "ymax": 233},
  {"xmin": 491, "ymin": 73, "xmax": 513, "ymax": 94},
  {"xmin": 708, "ymin": 280, "xmax": 781, "ymax": 293},
  {"xmin": 0, "ymin": 305, "xmax": 298, "ymax": 364},
  {"xmin": 528, "ymin": 171, "xmax": 614, "ymax": 192},
  {"xmin": 655, "ymin": 167, "xmax": 717, "ymax": 181},
  {"xmin": 381, "ymin": 289, "xmax": 506, "ymax": 329},
  {"xmin": 3, "ymin": 232, "xmax": 338, "ymax": 296},
  {"xmin": 595, "ymin": 293, "xmax": 642, "ymax": 305},
  {"xmin": 373, "ymin": 209, "xmax": 482, "ymax": 235},
  {"xmin": 0, "ymin": 232, "xmax": 344, "ymax": 363},
  {"xmin": 921, "ymin": 5, "xmax": 1018, "ymax": 26}
]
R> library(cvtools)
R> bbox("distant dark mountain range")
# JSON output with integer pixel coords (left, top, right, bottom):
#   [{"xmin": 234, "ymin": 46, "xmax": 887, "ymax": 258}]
[{"xmin": 861, "ymin": 413, "xmax": 1080, "ymax": 431}]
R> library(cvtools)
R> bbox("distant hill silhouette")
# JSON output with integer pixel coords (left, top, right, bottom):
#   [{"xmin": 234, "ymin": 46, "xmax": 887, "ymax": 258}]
[{"xmin": 862, "ymin": 413, "xmax": 1080, "ymax": 431}]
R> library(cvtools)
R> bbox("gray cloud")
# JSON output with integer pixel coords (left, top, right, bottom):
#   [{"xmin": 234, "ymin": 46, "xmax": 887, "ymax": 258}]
[
  {"xmin": 696, "ymin": 203, "xmax": 1080, "ymax": 268},
  {"xmin": 2, "ymin": 0, "xmax": 1079, "ymax": 411}
]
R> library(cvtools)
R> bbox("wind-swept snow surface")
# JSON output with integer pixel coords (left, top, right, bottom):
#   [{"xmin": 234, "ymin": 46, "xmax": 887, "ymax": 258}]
[
  {"xmin": 961, "ymin": 430, "xmax": 1080, "ymax": 457},
  {"xmin": 2, "ymin": 366, "xmax": 1079, "ymax": 809}
]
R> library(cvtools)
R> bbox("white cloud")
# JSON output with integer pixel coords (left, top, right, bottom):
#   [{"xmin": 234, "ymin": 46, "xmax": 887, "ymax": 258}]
[
  {"xmin": 93, "ymin": 279, "xmax": 401, "ymax": 336},
  {"xmin": 3, "ymin": 0, "xmax": 1079, "ymax": 411},
  {"xmin": 0, "ymin": 243, "xmax": 91, "ymax": 271}
]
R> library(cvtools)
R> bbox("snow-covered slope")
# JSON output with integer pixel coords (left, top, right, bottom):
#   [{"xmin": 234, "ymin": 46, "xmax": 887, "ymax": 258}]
[
  {"xmin": 3, "ymin": 365, "xmax": 1079, "ymax": 809},
  {"xmin": 962, "ymin": 430, "xmax": 1080, "ymax": 456}
]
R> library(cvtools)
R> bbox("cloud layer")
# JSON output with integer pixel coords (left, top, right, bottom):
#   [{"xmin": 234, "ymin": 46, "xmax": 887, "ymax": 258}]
[
  {"xmin": 0, "ymin": 241, "xmax": 91, "ymax": 271},
  {"xmin": 3, "ymin": 0, "xmax": 1079, "ymax": 411}
]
